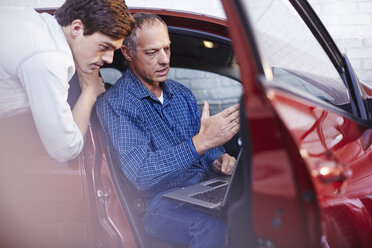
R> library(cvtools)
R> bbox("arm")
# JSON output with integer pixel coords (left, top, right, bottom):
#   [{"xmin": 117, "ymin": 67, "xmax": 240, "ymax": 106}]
[
  {"xmin": 191, "ymin": 101, "xmax": 240, "ymax": 176},
  {"xmin": 72, "ymin": 67, "xmax": 105, "ymax": 136},
  {"xmin": 96, "ymin": 95, "xmax": 199, "ymax": 191},
  {"xmin": 18, "ymin": 52, "xmax": 84, "ymax": 162}
]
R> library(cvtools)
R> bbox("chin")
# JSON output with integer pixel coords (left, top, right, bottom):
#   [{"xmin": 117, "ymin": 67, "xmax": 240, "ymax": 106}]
[{"xmin": 157, "ymin": 75, "xmax": 168, "ymax": 82}]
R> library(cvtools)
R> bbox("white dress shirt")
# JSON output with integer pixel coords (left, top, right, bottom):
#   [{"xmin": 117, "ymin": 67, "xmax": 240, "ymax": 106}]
[{"xmin": 0, "ymin": 7, "xmax": 84, "ymax": 162}]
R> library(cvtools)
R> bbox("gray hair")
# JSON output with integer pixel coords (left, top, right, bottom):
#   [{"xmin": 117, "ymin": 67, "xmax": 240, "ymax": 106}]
[{"xmin": 123, "ymin": 12, "xmax": 167, "ymax": 58}]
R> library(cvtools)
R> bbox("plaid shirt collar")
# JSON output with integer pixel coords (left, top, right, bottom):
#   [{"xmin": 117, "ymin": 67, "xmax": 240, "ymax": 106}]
[{"xmin": 125, "ymin": 68, "xmax": 174, "ymax": 103}]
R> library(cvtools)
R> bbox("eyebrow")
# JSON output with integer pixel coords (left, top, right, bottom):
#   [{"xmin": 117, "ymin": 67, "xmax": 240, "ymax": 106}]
[
  {"xmin": 144, "ymin": 42, "xmax": 172, "ymax": 52},
  {"xmin": 144, "ymin": 48, "xmax": 159, "ymax": 52},
  {"xmin": 103, "ymin": 42, "xmax": 118, "ymax": 50}
]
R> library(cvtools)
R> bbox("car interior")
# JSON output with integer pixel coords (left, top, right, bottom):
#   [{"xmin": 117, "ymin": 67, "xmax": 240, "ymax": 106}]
[
  {"xmin": 100, "ymin": 26, "xmax": 243, "ymax": 157},
  {"xmin": 104, "ymin": 27, "xmax": 244, "ymax": 246},
  {"xmin": 61, "ymin": 3, "xmax": 372, "ymax": 247},
  {"xmin": 68, "ymin": 18, "xmax": 255, "ymax": 248}
]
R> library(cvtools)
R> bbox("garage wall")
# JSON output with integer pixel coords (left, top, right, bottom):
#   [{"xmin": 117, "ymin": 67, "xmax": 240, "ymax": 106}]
[
  {"xmin": 308, "ymin": 0, "xmax": 372, "ymax": 86},
  {"xmin": 0, "ymin": 0, "xmax": 225, "ymax": 17},
  {"xmin": 2, "ymin": 0, "xmax": 372, "ymax": 86}
]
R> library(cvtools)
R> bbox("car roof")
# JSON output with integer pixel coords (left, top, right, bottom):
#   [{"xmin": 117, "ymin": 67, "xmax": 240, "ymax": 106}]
[
  {"xmin": 36, "ymin": 7, "xmax": 239, "ymax": 81},
  {"xmin": 131, "ymin": 8, "xmax": 228, "ymax": 37},
  {"xmin": 121, "ymin": 8, "xmax": 239, "ymax": 80}
]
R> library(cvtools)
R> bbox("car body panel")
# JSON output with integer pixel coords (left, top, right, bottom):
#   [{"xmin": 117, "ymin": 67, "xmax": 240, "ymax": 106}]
[
  {"xmin": 0, "ymin": 113, "xmax": 91, "ymax": 247},
  {"xmin": 87, "ymin": 123, "xmax": 138, "ymax": 247},
  {"xmin": 223, "ymin": 0, "xmax": 372, "ymax": 247},
  {"xmin": 222, "ymin": 2, "xmax": 320, "ymax": 246},
  {"xmin": 268, "ymin": 86, "xmax": 372, "ymax": 247}
]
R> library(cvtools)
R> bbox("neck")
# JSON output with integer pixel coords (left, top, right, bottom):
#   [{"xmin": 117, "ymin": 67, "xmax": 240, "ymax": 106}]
[
  {"xmin": 139, "ymin": 78, "xmax": 162, "ymax": 97},
  {"xmin": 130, "ymin": 67, "xmax": 163, "ymax": 97},
  {"xmin": 148, "ymin": 83, "xmax": 162, "ymax": 98}
]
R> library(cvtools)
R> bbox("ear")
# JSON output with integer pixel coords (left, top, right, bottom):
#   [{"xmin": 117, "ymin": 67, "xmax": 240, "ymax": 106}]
[
  {"xmin": 121, "ymin": 45, "xmax": 133, "ymax": 61},
  {"xmin": 70, "ymin": 19, "xmax": 84, "ymax": 38}
]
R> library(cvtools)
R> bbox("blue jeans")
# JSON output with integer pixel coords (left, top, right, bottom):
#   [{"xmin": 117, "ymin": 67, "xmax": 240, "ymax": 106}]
[{"xmin": 143, "ymin": 192, "xmax": 226, "ymax": 248}]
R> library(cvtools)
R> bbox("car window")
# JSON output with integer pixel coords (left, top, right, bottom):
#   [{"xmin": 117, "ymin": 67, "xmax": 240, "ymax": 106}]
[
  {"xmin": 99, "ymin": 67, "xmax": 242, "ymax": 116},
  {"xmin": 100, "ymin": 67, "xmax": 122, "ymax": 85},
  {"xmin": 241, "ymin": 0, "xmax": 351, "ymax": 111},
  {"xmin": 168, "ymin": 68, "xmax": 242, "ymax": 115}
]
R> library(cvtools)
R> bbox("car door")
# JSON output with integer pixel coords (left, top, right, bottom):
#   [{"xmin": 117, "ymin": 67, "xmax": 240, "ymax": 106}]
[
  {"xmin": 222, "ymin": 0, "xmax": 372, "ymax": 247},
  {"xmin": 67, "ymin": 72, "xmax": 138, "ymax": 248}
]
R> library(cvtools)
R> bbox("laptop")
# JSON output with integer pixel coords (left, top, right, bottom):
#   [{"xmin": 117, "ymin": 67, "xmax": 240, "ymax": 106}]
[{"xmin": 162, "ymin": 149, "xmax": 241, "ymax": 214}]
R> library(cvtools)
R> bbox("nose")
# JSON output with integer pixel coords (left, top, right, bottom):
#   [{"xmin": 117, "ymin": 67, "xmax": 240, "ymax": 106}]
[
  {"xmin": 102, "ymin": 50, "xmax": 114, "ymax": 64},
  {"xmin": 158, "ymin": 49, "xmax": 170, "ymax": 65}
]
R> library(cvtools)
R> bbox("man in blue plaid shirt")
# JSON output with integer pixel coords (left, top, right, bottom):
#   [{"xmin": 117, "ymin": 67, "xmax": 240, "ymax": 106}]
[{"xmin": 96, "ymin": 12, "xmax": 240, "ymax": 248}]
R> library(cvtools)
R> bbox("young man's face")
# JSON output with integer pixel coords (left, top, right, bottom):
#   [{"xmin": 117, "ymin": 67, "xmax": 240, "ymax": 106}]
[
  {"xmin": 129, "ymin": 21, "xmax": 171, "ymax": 86},
  {"xmin": 72, "ymin": 31, "xmax": 123, "ymax": 73}
]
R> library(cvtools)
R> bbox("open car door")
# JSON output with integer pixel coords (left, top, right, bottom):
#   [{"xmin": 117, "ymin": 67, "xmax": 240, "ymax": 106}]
[{"xmin": 223, "ymin": 0, "xmax": 372, "ymax": 247}]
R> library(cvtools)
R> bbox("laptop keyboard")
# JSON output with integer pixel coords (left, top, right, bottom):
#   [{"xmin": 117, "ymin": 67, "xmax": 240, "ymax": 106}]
[{"xmin": 191, "ymin": 184, "xmax": 228, "ymax": 204}]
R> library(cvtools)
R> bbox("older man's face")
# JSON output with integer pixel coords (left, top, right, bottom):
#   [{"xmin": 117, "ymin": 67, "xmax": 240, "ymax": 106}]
[{"xmin": 130, "ymin": 20, "xmax": 171, "ymax": 86}]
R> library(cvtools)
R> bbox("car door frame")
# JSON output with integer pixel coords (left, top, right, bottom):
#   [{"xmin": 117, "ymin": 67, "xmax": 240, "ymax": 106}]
[
  {"xmin": 289, "ymin": 0, "xmax": 370, "ymax": 123},
  {"xmin": 222, "ymin": 0, "xmax": 372, "ymax": 247}
]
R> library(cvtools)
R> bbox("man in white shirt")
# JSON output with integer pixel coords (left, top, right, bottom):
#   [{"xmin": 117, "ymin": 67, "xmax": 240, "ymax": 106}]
[
  {"xmin": 0, "ymin": 1, "xmax": 134, "ymax": 247},
  {"xmin": 0, "ymin": 0, "xmax": 134, "ymax": 162}
]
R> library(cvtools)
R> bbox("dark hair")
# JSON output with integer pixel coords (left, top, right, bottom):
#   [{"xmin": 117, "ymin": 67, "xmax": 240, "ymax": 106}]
[
  {"xmin": 123, "ymin": 12, "xmax": 167, "ymax": 57},
  {"xmin": 55, "ymin": 0, "xmax": 135, "ymax": 40}
]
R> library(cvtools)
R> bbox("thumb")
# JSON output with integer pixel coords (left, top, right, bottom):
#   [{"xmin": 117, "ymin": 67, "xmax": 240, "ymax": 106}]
[{"xmin": 201, "ymin": 101, "xmax": 210, "ymax": 120}]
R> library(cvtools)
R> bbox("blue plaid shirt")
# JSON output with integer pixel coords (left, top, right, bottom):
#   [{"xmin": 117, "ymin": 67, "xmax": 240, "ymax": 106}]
[{"xmin": 96, "ymin": 69, "xmax": 225, "ymax": 198}]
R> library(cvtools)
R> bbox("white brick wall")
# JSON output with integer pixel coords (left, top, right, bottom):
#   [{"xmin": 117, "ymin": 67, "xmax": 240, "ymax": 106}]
[
  {"xmin": 308, "ymin": 0, "xmax": 372, "ymax": 85},
  {"xmin": 3, "ymin": 0, "xmax": 372, "ymax": 85},
  {"xmin": 0, "ymin": 0, "xmax": 225, "ymax": 17},
  {"xmin": 168, "ymin": 68, "xmax": 242, "ymax": 115}
]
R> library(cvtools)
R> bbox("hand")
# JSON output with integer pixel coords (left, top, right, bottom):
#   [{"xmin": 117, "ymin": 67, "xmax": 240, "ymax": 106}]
[
  {"xmin": 72, "ymin": 67, "xmax": 105, "ymax": 137},
  {"xmin": 192, "ymin": 101, "xmax": 240, "ymax": 155},
  {"xmin": 76, "ymin": 67, "xmax": 105, "ymax": 100},
  {"xmin": 212, "ymin": 153, "xmax": 236, "ymax": 175}
]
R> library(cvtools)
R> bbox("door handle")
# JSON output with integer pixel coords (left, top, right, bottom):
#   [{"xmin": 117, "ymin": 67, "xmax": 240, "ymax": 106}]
[{"xmin": 97, "ymin": 189, "xmax": 110, "ymax": 204}]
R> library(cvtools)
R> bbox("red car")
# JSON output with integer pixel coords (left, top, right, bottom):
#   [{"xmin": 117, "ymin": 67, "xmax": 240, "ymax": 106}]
[{"xmin": 3, "ymin": 0, "xmax": 372, "ymax": 247}]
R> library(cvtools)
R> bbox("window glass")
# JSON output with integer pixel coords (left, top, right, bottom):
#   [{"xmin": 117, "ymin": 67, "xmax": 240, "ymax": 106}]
[
  {"xmin": 168, "ymin": 68, "xmax": 242, "ymax": 115},
  {"xmin": 242, "ymin": 0, "xmax": 351, "ymax": 109}
]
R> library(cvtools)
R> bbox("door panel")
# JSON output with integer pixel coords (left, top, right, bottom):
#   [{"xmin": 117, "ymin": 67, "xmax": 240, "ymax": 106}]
[
  {"xmin": 67, "ymin": 73, "xmax": 137, "ymax": 247},
  {"xmin": 222, "ymin": 0, "xmax": 319, "ymax": 246},
  {"xmin": 223, "ymin": 0, "xmax": 372, "ymax": 247},
  {"xmin": 268, "ymin": 87, "xmax": 372, "ymax": 247},
  {"xmin": 87, "ymin": 120, "xmax": 138, "ymax": 248},
  {"xmin": 0, "ymin": 113, "xmax": 90, "ymax": 248}
]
